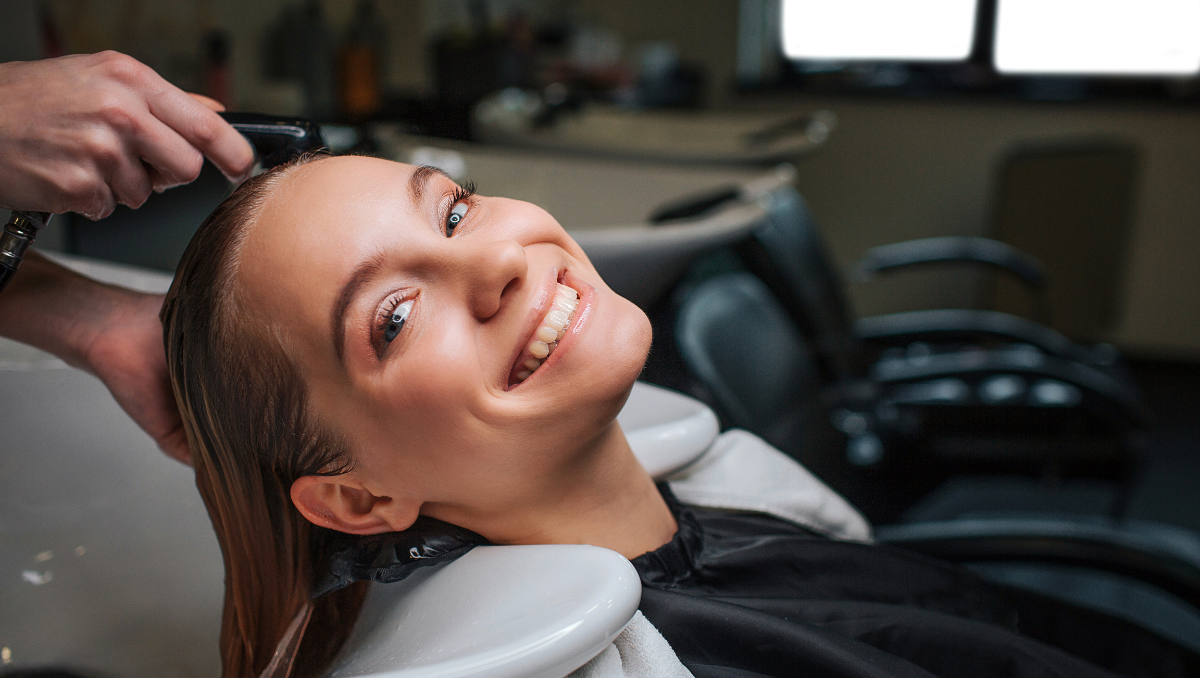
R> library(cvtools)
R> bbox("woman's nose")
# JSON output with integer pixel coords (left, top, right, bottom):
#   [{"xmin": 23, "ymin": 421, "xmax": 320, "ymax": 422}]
[{"xmin": 460, "ymin": 239, "xmax": 527, "ymax": 319}]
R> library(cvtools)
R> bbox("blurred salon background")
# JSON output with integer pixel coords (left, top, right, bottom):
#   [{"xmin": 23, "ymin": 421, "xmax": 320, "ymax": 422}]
[
  {"xmin": 6, "ymin": 3, "xmax": 1200, "ymax": 674},
  {"xmin": 7, "ymin": 0, "xmax": 1200, "ymax": 524},
  {"xmin": 0, "ymin": 0, "xmax": 1197, "ymax": 498},
  {"xmin": 1, "ymin": 0, "xmax": 1196, "ymax": 359}
]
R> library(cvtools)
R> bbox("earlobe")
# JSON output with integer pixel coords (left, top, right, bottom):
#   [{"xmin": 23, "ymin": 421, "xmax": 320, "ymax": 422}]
[{"xmin": 291, "ymin": 475, "xmax": 420, "ymax": 535}]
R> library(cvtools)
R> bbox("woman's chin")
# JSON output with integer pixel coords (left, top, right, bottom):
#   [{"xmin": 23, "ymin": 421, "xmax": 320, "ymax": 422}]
[{"xmin": 589, "ymin": 300, "xmax": 652, "ymax": 409}]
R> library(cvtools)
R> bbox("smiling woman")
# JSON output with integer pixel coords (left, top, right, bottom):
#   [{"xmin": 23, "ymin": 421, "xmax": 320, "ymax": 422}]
[
  {"xmin": 232, "ymin": 156, "xmax": 665, "ymax": 552},
  {"xmin": 161, "ymin": 153, "xmax": 670, "ymax": 678},
  {"xmin": 161, "ymin": 154, "xmax": 1199, "ymax": 678}
]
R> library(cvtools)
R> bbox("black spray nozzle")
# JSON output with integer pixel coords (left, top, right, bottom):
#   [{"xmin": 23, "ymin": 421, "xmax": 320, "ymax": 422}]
[
  {"xmin": 220, "ymin": 112, "xmax": 327, "ymax": 169},
  {"xmin": 0, "ymin": 211, "xmax": 52, "ymax": 293}
]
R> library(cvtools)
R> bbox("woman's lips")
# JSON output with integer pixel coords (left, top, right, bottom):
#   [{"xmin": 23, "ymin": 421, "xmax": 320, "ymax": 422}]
[{"xmin": 506, "ymin": 270, "xmax": 593, "ymax": 389}]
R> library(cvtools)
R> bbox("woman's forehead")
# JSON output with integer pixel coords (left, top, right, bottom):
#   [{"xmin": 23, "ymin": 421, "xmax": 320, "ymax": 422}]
[
  {"xmin": 249, "ymin": 157, "xmax": 419, "ymax": 256},
  {"xmin": 267, "ymin": 156, "xmax": 417, "ymax": 215}
]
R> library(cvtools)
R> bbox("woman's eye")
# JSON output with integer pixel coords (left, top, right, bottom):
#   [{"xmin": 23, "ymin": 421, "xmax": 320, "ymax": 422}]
[
  {"xmin": 382, "ymin": 299, "xmax": 414, "ymax": 345},
  {"xmin": 446, "ymin": 201, "xmax": 468, "ymax": 236}
]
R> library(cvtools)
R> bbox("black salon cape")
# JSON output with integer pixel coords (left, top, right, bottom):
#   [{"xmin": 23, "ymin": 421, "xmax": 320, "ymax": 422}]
[{"xmin": 632, "ymin": 485, "xmax": 1200, "ymax": 678}]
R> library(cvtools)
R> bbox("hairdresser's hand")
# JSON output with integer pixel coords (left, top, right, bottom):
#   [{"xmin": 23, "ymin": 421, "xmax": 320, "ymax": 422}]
[
  {"xmin": 83, "ymin": 292, "xmax": 190, "ymax": 464},
  {"xmin": 0, "ymin": 51, "xmax": 254, "ymax": 220},
  {"xmin": 0, "ymin": 252, "xmax": 190, "ymax": 463}
]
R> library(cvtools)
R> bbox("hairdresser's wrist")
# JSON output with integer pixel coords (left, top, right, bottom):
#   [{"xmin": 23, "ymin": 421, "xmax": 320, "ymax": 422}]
[{"xmin": 0, "ymin": 250, "xmax": 125, "ymax": 367}]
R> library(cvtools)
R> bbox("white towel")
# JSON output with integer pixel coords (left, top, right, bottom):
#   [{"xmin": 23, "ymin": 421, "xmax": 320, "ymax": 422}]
[
  {"xmin": 667, "ymin": 428, "xmax": 873, "ymax": 543},
  {"xmin": 569, "ymin": 611, "xmax": 694, "ymax": 678}
]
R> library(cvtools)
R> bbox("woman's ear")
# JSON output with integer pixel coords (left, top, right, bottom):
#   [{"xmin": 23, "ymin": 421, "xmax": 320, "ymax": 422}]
[{"xmin": 290, "ymin": 474, "xmax": 420, "ymax": 535}]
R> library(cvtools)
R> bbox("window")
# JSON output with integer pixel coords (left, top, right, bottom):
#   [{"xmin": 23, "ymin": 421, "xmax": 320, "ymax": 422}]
[
  {"xmin": 994, "ymin": 0, "xmax": 1200, "ymax": 76},
  {"xmin": 780, "ymin": 0, "xmax": 979, "ymax": 62}
]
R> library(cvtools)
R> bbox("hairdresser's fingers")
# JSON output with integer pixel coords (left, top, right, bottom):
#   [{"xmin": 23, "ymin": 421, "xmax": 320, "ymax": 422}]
[
  {"xmin": 83, "ymin": 117, "xmax": 156, "ymax": 212},
  {"xmin": 37, "ymin": 114, "xmax": 146, "ymax": 219},
  {"xmin": 132, "ymin": 114, "xmax": 206, "ymax": 192},
  {"xmin": 46, "ymin": 54, "xmax": 170, "ymax": 213},
  {"xmin": 104, "ymin": 145, "xmax": 157, "ymax": 210},
  {"xmin": 188, "ymin": 92, "xmax": 226, "ymax": 112},
  {"xmin": 143, "ymin": 82, "xmax": 253, "ymax": 183},
  {"xmin": 73, "ymin": 187, "xmax": 117, "ymax": 221},
  {"xmin": 96, "ymin": 52, "xmax": 250, "ymax": 182},
  {"xmin": 0, "ymin": 53, "xmax": 247, "ymax": 213},
  {"xmin": 122, "ymin": 348, "xmax": 191, "ymax": 465},
  {"xmin": 147, "ymin": 377, "xmax": 190, "ymax": 464},
  {"xmin": 142, "ymin": 164, "xmax": 170, "ymax": 195}
]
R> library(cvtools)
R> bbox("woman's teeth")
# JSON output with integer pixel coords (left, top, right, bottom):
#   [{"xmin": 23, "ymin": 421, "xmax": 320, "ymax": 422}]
[{"xmin": 514, "ymin": 284, "xmax": 579, "ymax": 382}]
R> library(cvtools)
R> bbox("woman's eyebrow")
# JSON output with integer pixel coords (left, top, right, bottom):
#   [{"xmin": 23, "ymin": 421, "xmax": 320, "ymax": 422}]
[
  {"xmin": 331, "ymin": 166, "xmax": 451, "ymax": 365},
  {"xmin": 332, "ymin": 250, "xmax": 387, "ymax": 365},
  {"xmin": 409, "ymin": 165, "xmax": 451, "ymax": 203}
]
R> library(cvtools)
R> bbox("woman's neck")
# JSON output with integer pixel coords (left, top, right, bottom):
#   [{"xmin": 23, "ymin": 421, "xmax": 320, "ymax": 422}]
[{"xmin": 428, "ymin": 422, "xmax": 678, "ymax": 560}]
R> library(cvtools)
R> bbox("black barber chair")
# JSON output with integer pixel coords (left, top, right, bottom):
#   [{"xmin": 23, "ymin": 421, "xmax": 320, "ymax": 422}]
[
  {"xmin": 653, "ymin": 184, "xmax": 1200, "ymax": 656},
  {"xmin": 654, "ymin": 183, "xmax": 1148, "ymax": 523},
  {"xmin": 875, "ymin": 515, "xmax": 1200, "ymax": 656}
]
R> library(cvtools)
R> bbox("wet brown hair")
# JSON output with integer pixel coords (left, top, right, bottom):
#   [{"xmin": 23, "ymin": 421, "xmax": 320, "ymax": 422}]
[{"xmin": 161, "ymin": 154, "xmax": 365, "ymax": 678}]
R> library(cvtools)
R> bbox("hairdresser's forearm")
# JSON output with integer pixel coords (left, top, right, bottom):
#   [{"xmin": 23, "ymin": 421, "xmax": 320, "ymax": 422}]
[
  {"xmin": 0, "ymin": 250, "xmax": 188, "ymax": 462},
  {"xmin": 0, "ymin": 250, "xmax": 143, "ymax": 369}
]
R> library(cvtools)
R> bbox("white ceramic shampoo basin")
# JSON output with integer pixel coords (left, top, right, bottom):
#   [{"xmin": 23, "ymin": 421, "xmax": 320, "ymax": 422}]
[
  {"xmin": 620, "ymin": 381, "xmax": 719, "ymax": 477},
  {"xmin": 328, "ymin": 545, "xmax": 640, "ymax": 678},
  {"xmin": 325, "ymin": 383, "xmax": 717, "ymax": 678}
]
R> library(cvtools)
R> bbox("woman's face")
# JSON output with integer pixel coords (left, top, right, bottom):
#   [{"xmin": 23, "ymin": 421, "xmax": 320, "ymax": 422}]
[{"xmin": 238, "ymin": 156, "xmax": 652, "ymax": 530}]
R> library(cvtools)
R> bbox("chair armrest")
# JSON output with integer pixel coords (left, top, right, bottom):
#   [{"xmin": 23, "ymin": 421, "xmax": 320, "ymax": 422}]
[
  {"xmin": 854, "ymin": 310, "xmax": 1081, "ymax": 358},
  {"xmin": 875, "ymin": 519, "xmax": 1200, "ymax": 611},
  {"xmin": 855, "ymin": 237, "xmax": 1046, "ymax": 291}
]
